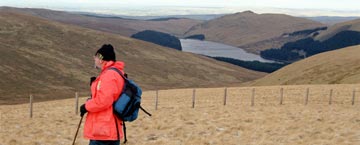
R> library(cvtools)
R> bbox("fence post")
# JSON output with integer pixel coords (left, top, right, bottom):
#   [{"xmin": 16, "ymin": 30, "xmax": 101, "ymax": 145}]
[
  {"xmin": 75, "ymin": 92, "xmax": 79, "ymax": 115},
  {"xmin": 280, "ymin": 88, "xmax": 284, "ymax": 105},
  {"xmin": 224, "ymin": 88, "xmax": 227, "ymax": 106},
  {"xmin": 192, "ymin": 89, "xmax": 196, "ymax": 108},
  {"xmin": 305, "ymin": 88, "xmax": 309, "ymax": 105},
  {"xmin": 29, "ymin": 94, "xmax": 33, "ymax": 118},
  {"xmin": 251, "ymin": 88, "xmax": 255, "ymax": 106},
  {"xmin": 329, "ymin": 89, "xmax": 333, "ymax": 105},
  {"xmin": 352, "ymin": 89, "xmax": 356, "ymax": 105},
  {"xmin": 155, "ymin": 90, "xmax": 158, "ymax": 110}
]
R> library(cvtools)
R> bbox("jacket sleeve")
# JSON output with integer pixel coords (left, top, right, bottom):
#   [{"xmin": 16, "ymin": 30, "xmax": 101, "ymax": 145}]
[{"xmin": 85, "ymin": 71, "xmax": 122, "ymax": 113}]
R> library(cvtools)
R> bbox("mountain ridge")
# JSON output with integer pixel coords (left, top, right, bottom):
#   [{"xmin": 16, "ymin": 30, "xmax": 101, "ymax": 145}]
[
  {"xmin": 0, "ymin": 10, "xmax": 265, "ymax": 105},
  {"xmin": 0, "ymin": 7, "xmax": 203, "ymax": 37}
]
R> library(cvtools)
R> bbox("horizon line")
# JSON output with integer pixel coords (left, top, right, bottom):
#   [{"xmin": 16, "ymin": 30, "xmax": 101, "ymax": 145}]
[{"xmin": 1, "ymin": 5, "xmax": 360, "ymax": 17}]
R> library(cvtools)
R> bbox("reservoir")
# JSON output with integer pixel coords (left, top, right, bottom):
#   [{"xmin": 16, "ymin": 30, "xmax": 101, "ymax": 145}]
[{"xmin": 180, "ymin": 39, "xmax": 274, "ymax": 63}]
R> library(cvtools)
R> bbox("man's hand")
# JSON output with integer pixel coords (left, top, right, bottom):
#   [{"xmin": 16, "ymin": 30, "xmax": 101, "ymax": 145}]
[
  {"xmin": 90, "ymin": 77, "xmax": 96, "ymax": 86},
  {"xmin": 80, "ymin": 104, "xmax": 88, "ymax": 117}
]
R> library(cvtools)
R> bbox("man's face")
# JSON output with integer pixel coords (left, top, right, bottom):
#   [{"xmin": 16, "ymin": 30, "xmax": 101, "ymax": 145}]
[{"xmin": 94, "ymin": 56, "xmax": 102, "ymax": 69}]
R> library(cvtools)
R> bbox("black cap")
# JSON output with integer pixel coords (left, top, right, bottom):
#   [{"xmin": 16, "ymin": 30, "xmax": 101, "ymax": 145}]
[{"xmin": 95, "ymin": 44, "xmax": 116, "ymax": 61}]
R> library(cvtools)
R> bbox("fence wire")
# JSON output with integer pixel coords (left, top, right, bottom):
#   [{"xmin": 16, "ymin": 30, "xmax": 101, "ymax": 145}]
[
  {"xmin": 9, "ymin": 84, "xmax": 360, "ymax": 118},
  {"xmin": 141, "ymin": 85, "xmax": 360, "ymax": 110}
]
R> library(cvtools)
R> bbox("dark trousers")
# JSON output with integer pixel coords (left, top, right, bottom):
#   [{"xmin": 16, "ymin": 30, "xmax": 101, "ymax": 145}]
[{"xmin": 89, "ymin": 140, "xmax": 120, "ymax": 145}]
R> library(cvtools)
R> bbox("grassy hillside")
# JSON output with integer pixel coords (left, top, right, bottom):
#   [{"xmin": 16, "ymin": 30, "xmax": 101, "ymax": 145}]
[
  {"xmin": 0, "ymin": 10, "xmax": 265, "ymax": 105},
  {"xmin": 1, "ymin": 7, "xmax": 203, "ymax": 37},
  {"xmin": 315, "ymin": 18, "xmax": 360, "ymax": 41},
  {"xmin": 251, "ymin": 45, "xmax": 360, "ymax": 86},
  {"xmin": 184, "ymin": 11, "xmax": 325, "ymax": 53},
  {"xmin": 260, "ymin": 19, "xmax": 360, "ymax": 62}
]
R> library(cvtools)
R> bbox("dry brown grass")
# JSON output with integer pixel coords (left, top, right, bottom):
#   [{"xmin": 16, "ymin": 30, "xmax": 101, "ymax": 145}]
[{"xmin": 2, "ymin": 84, "xmax": 360, "ymax": 145}]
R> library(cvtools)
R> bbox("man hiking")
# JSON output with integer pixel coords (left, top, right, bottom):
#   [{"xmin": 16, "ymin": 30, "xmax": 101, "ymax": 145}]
[{"xmin": 80, "ymin": 44, "xmax": 124, "ymax": 145}]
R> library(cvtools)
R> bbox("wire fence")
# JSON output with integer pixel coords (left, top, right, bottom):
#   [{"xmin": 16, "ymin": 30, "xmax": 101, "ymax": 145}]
[
  {"xmin": 24, "ymin": 84, "xmax": 359, "ymax": 118},
  {"xmin": 140, "ymin": 85, "xmax": 359, "ymax": 110}
]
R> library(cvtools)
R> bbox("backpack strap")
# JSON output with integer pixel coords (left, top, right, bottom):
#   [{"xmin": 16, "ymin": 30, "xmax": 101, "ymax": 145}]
[
  {"xmin": 140, "ymin": 106, "xmax": 152, "ymax": 116},
  {"xmin": 114, "ymin": 115, "xmax": 120, "ymax": 141},
  {"xmin": 123, "ymin": 121, "xmax": 128, "ymax": 144},
  {"xmin": 108, "ymin": 67, "xmax": 127, "ymax": 81},
  {"xmin": 114, "ymin": 118, "xmax": 128, "ymax": 144}
]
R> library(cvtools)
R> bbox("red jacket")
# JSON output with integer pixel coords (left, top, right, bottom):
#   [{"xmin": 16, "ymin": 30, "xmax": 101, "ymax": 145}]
[{"xmin": 84, "ymin": 61, "xmax": 125, "ymax": 140}]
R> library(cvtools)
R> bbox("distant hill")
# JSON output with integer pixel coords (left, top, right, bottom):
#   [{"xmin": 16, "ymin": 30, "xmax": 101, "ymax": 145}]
[
  {"xmin": 147, "ymin": 17, "xmax": 183, "ymax": 21},
  {"xmin": 131, "ymin": 30, "xmax": 182, "ymax": 50},
  {"xmin": 261, "ymin": 19, "xmax": 360, "ymax": 62},
  {"xmin": 315, "ymin": 18, "xmax": 360, "ymax": 41},
  {"xmin": 251, "ymin": 45, "xmax": 360, "ymax": 86},
  {"xmin": 0, "ymin": 10, "xmax": 265, "ymax": 105},
  {"xmin": 184, "ymin": 11, "xmax": 325, "ymax": 54},
  {"xmin": 75, "ymin": 12, "xmax": 225, "ymax": 21},
  {"xmin": 0, "ymin": 7, "xmax": 203, "ymax": 37},
  {"xmin": 304, "ymin": 16, "xmax": 360, "ymax": 26}
]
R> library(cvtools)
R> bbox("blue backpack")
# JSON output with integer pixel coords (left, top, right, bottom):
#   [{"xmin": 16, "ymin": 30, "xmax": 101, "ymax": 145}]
[{"xmin": 109, "ymin": 67, "xmax": 151, "ymax": 143}]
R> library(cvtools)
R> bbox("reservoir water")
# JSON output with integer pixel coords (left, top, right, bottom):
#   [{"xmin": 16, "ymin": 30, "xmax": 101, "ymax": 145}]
[{"xmin": 180, "ymin": 39, "xmax": 274, "ymax": 63}]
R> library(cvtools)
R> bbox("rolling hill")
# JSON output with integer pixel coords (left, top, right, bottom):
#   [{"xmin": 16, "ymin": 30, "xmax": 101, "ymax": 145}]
[
  {"xmin": 250, "ymin": 45, "xmax": 360, "ymax": 86},
  {"xmin": 0, "ymin": 10, "xmax": 265, "ymax": 105},
  {"xmin": 0, "ymin": 7, "xmax": 203, "ymax": 37},
  {"xmin": 304, "ymin": 16, "xmax": 360, "ymax": 26},
  {"xmin": 184, "ymin": 11, "xmax": 325, "ymax": 53},
  {"xmin": 260, "ymin": 18, "xmax": 360, "ymax": 62},
  {"xmin": 315, "ymin": 18, "xmax": 360, "ymax": 41}
]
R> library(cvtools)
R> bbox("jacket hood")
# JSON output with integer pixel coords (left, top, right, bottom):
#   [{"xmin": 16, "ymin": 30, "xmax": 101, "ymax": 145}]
[{"xmin": 102, "ymin": 61, "xmax": 125, "ymax": 72}]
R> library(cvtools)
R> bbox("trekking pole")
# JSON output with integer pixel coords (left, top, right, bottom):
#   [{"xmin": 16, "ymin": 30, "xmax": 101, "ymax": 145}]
[{"xmin": 72, "ymin": 116, "xmax": 84, "ymax": 145}]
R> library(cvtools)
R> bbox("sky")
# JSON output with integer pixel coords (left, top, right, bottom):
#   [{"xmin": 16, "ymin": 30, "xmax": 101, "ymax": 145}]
[{"xmin": 1, "ymin": 0, "xmax": 360, "ymax": 16}]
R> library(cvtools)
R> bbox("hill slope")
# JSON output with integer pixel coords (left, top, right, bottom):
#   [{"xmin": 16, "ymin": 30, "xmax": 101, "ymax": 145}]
[
  {"xmin": 305, "ymin": 16, "xmax": 360, "ymax": 26},
  {"xmin": 315, "ymin": 18, "xmax": 360, "ymax": 41},
  {"xmin": 185, "ymin": 11, "xmax": 325, "ymax": 53},
  {"xmin": 260, "ymin": 18, "xmax": 360, "ymax": 62},
  {"xmin": 0, "ymin": 10, "xmax": 265, "ymax": 105},
  {"xmin": 1, "ymin": 7, "xmax": 203, "ymax": 37},
  {"xmin": 251, "ymin": 45, "xmax": 360, "ymax": 86}
]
